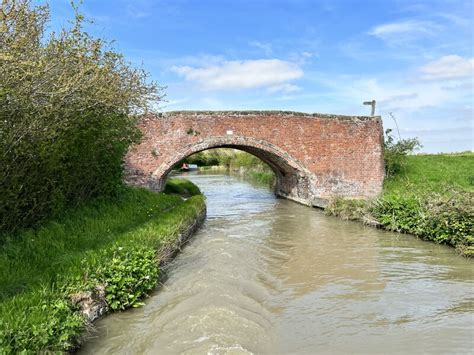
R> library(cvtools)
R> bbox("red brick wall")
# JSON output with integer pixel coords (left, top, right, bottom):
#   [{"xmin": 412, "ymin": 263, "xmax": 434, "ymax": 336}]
[{"xmin": 125, "ymin": 111, "xmax": 385, "ymax": 206}]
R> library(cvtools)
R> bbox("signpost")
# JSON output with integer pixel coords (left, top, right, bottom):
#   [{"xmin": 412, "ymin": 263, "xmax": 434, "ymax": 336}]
[{"xmin": 363, "ymin": 100, "xmax": 376, "ymax": 116}]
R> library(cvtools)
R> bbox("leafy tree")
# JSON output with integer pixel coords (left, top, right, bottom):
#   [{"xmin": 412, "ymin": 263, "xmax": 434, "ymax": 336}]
[{"xmin": 0, "ymin": 0, "xmax": 162, "ymax": 232}]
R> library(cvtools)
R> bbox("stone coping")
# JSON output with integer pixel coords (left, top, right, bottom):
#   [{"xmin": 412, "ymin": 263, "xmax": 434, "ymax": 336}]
[{"xmin": 148, "ymin": 110, "xmax": 381, "ymax": 121}]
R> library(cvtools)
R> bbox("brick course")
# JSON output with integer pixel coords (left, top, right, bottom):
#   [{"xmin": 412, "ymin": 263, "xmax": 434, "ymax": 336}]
[{"xmin": 125, "ymin": 111, "xmax": 385, "ymax": 206}]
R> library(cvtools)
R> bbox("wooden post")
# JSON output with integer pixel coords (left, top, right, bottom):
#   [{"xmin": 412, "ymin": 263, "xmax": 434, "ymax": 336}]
[{"xmin": 363, "ymin": 100, "xmax": 376, "ymax": 116}]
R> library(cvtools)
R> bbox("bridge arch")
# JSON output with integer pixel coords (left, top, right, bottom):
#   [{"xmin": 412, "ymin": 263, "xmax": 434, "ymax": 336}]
[
  {"xmin": 124, "ymin": 111, "xmax": 385, "ymax": 207},
  {"xmin": 151, "ymin": 136, "xmax": 318, "ymax": 205}
]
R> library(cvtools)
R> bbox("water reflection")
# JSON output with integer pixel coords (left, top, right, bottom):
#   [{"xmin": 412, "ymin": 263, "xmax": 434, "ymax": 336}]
[{"xmin": 81, "ymin": 172, "xmax": 474, "ymax": 354}]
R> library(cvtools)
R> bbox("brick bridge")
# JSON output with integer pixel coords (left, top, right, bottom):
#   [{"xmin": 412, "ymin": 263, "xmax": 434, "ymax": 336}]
[{"xmin": 125, "ymin": 111, "xmax": 385, "ymax": 207}]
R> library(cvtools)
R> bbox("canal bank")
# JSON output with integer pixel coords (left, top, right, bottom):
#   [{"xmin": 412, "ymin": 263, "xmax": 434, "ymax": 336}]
[
  {"xmin": 195, "ymin": 152, "xmax": 473, "ymax": 257},
  {"xmin": 81, "ymin": 172, "xmax": 474, "ymax": 354},
  {"xmin": 325, "ymin": 153, "xmax": 474, "ymax": 257},
  {"xmin": 198, "ymin": 165, "xmax": 275, "ymax": 186},
  {"xmin": 0, "ymin": 180, "xmax": 206, "ymax": 353}
]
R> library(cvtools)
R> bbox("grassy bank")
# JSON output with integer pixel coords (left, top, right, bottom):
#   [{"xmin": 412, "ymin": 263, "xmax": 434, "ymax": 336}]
[
  {"xmin": 0, "ymin": 181, "xmax": 205, "ymax": 352},
  {"xmin": 228, "ymin": 150, "xmax": 275, "ymax": 185},
  {"xmin": 164, "ymin": 177, "xmax": 202, "ymax": 197},
  {"xmin": 247, "ymin": 171, "xmax": 274, "ymax": 185},
  {"xmin": 384, "ymin": 153, "xmax": 474, "ymax": 193},
  {"xmin": 326, "ymin": 153, "xmax": 474, "ymax": 257}
]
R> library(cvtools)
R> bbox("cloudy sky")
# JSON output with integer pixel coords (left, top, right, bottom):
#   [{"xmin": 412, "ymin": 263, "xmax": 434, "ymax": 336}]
[{"xmin": 47, "ymin": 0, "xmax": 473, "ymax": 153}]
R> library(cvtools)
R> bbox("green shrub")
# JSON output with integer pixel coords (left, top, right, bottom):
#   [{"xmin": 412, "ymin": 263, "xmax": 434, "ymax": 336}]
[
  {"xmin": 0, "ymin": 1, "xmax": 160, "ymax": 232},
  {"xmin": 325, "ymin": 197, "xmax": 368, "ymax": 221},
  {"xmin": 87, "ymin": 245, "xmax": 159, "ymax": 311},
  {"xmin": 421, "ymin": 191, "xmax": 473, "ymax": 250},
  {"xmin": 371, "ymin": 190, "xmax": 473, "ymax": 256},
  {"xmin": 184, "ymin": 151, "xmax": 220, "ymax": 166},
  {"xmin": 384, "ymin": 129, "xmax": 422, "ymax": 177},
  {"xmin": 371, "ymin": 194, "xmax": 424, "ymax": 234},
  {"xmin": 183, "ymin": 149, "xmax": 235, "ymax": 167}
]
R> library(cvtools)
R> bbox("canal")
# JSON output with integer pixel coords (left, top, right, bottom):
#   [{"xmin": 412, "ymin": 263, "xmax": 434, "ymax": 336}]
[{"xmin": 81, "ymin": 172, "xmax": 474, "ymax": 354}]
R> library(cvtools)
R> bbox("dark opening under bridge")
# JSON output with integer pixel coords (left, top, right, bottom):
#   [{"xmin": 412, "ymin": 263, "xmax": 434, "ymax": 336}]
[{"xmin": 125, "ymin": 111, "xmax": 385, "ymax": 207}]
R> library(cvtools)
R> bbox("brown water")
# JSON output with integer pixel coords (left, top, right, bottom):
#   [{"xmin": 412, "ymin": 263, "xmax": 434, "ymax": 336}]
[{"xmin": 81, "ymin": 172, "xmax": 474, "ymax": 354}]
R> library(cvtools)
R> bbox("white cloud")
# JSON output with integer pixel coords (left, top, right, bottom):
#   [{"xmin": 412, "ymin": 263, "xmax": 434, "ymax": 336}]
[
  {"xmin": 172, "ymin": 59, "xmax": 303, "ymax": 91},
  {"xmin": 419, "ymin": 55, "xmax": 474, "ymax": 81},
  {"xmin": 368, "ymin": 20, "xmax": 436, "ymax": 43}
]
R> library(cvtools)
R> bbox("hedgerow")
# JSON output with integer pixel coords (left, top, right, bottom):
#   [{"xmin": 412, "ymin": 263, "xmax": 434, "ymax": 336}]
[{"xmin": 0, "ymin": 0, "xmax": 161, "ymax": 232}]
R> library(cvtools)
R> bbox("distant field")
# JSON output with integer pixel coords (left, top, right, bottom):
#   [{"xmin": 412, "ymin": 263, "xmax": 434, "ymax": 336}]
[{"xmin": 384, "ymin": 152, "xmax": 474, "ymax": 193}]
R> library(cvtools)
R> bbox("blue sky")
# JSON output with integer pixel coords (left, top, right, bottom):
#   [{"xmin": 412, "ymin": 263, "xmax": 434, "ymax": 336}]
[{"xmin": 46, "ymin": 0, "xmax": 473, "ymax": 153}]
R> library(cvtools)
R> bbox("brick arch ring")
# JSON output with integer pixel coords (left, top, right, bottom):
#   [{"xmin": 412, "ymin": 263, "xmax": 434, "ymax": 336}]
[{"xmin": 150, "ymin": 136, "xmax": 318, "ymax": 206}]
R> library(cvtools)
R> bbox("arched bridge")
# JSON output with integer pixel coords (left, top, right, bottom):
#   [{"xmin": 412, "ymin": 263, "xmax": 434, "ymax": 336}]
[{"xmin": 125, "ymin": 111, "xmax": 385, "ymax": 207}]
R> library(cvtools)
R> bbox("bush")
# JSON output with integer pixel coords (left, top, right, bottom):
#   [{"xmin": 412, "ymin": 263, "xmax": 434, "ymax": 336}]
[
  {"xmin": 371, "ymin": 190, "xmax": 473, "ymax": 256},
  {"xmin": 371, "ymin": 194, "xmax": 424, "ymax": 234},
  {"xmin": 183, "ymin": 149, "xmax": 268, "ymax": 169},
  {"xmin": 87, "ymin": 245, "xmax": 159, "ymax": 311},
  {"xmin": 230, "ymin": 152, "xmax": 262, "ymax": 168},
  {"xmin": 384, "ymin": 129, "xmax": 422, "ymax": 176},
  {"xmin": 248, "ymin": 171, "xmax": 275, "ymax": 185},
  {"xmin": 0, "ymin": 1, "xmax": 161, "ymax": 232},
  {"xmin": 325, "ymin": 197, "xmax": 368, "ymax": 221},
  {"xmin": 421, "ymin": 190, "xmax": 473, "ymax": 252}
]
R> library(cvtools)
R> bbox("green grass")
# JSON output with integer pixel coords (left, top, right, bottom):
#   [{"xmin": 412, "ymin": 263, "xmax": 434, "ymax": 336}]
[
  {"xmin": 0, "ymin": 183, "xmax": 206, "ymax": 352},
  {"xmin": 326, "ymin": 153, "xmax": 474, "ymax": 257},
  {"xmin": 248, "ymin": 171, "xmax": 275, "ymax": 185},
  {"xmin": 164, "ymin": 177, "xmax": 202, "ymax": 197},
  {"xmin": 226, "ymin": 151, "xmax": 276, "ymax": 185},
  {"xmin": 384, "ymin": 152, "xmax": 474, "ymax": 194},
  {"xmin": 0, "ymin": 188, "xmax": 182, "ymax": 301}
]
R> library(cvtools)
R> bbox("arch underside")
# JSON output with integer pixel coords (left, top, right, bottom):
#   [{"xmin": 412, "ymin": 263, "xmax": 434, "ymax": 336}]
[{"xmin": 150, "ymin": 136, "xmax": 321, "ymax": 206}]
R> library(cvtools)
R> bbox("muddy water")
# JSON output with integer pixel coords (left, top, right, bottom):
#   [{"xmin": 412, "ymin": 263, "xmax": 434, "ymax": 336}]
[{"xmin": 81, "ymin": 172, "xmax": 474, "ymax": 354}]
